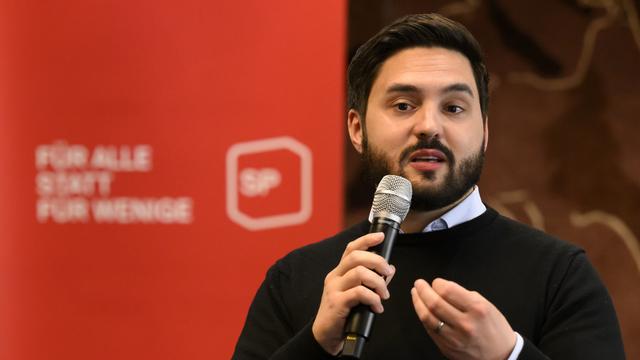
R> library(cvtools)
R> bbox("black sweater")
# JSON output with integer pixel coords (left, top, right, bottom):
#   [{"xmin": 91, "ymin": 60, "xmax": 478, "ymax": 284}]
[{"xmin": 233, "ymin": 208, "xmax": 624, "ymax": 359}]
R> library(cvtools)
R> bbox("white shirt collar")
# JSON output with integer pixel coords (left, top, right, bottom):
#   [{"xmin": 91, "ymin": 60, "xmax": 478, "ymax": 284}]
[
  {"xmin": 423, "ymin": 186, "xmax": 486, "ymax": 232},
  {"xmin": 368, "ymin": 185, "xmax": 486, "ymax": 232}
]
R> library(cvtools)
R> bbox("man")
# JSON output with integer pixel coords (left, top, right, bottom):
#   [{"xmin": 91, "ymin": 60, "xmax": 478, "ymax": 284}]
[{"xmin": 233, "ymin": 14, "xmax": 624, "ymax": 359}]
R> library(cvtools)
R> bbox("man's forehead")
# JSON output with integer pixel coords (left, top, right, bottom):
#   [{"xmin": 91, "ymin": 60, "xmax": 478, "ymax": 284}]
[{"xmin": 372, "ymin": 47, "xmax": 477, "ymax": 96}]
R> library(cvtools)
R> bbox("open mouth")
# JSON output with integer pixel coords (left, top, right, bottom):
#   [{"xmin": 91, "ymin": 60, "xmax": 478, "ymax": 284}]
[
  {"xmin": 409, "ymin": 149, "xmax": 446, "ymax": 163},
  {"xmin": 411, "ymin": 156, "xmax": 443, "ymax": 163}
]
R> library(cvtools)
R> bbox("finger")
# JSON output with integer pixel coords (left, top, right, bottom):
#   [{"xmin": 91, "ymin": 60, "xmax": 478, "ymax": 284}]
[
  {"xmin": 432, "ymin": 278, "xmax": 480, "ymax": 312},
  {"xmin": 342, "ymin": 232, "xmax": 385, "ymax": 259},
  {"xmin": 412, "ymin": 287, "xmax": 455, "ymax": 342},
  {"xmin": 414, "ymin": 279, "xmax": 464, "ymax": 328},
  {"xmin": 339, "ymin": 265, "xmax": 390, "ymax": 299},
  {"xmin": 335, "ymin": 250, "xmax": 393, "ymax": 278},
  {"xmin": 411, "ymin": 287, "xmax": 442, "ymax": 333},
  {"xmin": 385, "ymin": 264, "xmax": 396, "ymax": 286},
  {"xmin": 342, "ymin": 285, "xmax": 385, "ymax": 313}
]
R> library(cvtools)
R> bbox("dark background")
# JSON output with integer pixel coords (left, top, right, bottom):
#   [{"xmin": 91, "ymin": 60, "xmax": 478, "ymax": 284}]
[{"xmin": 345, "ymin": 0, "xmax": 640, "ymax": 357}]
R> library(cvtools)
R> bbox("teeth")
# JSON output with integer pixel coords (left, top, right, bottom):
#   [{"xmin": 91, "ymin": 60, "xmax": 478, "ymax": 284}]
[{"xmin": 414, "ymin": 156, "xmax": 440, "ymax": 162}]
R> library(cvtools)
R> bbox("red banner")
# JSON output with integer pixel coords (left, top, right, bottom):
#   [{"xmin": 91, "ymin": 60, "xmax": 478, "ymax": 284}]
[{"xmin": 0, "ymin": 1, "xmax": 345, "ymax": 359}]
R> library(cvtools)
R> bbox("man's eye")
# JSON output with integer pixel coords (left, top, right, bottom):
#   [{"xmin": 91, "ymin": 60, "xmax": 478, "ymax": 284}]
[
  {"xmin": 445, "ymin": 105, "xmax": 464, "ymax": 114},
  {"xmin": 395, "ymin": 102, "xmax": 414, "ymax": 111}
]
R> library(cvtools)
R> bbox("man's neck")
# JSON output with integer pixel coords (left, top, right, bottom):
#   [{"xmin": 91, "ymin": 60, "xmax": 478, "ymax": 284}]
[{"xmin": 400, "ymin": 187, "xmax": 475, "ymax": 233}]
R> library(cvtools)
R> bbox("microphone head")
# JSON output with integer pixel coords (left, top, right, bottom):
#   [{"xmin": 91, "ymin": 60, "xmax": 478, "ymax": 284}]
[{"xmin": 371, "ymin": 175, "xmax": 412, "ymax": 223}]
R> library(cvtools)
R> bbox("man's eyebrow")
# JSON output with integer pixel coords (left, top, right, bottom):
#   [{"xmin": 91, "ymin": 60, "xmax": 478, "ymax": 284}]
[
  {"xmin": 386, "ymin": 83, "xmax": 421, "ymax": 94},
  {"xmin": 384, "ymin": 83, "xmax": 474, "ymax": 98},
  {"xmin": 443, "ymin": 83, "xmax": 474, "ymax": 98}
]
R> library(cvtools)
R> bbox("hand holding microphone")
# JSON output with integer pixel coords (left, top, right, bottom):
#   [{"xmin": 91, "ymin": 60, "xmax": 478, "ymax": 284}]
[{"xmin": 311, "ymin": 175, "xmax": 412, "ymax": 357}]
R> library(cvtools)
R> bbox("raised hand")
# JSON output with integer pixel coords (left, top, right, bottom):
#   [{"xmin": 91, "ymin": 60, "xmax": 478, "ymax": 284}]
[
  {"xmin": 312, "ymin": 232, "xmax": 395, "ymax": 355},
  {"xmin": 411, "ymin": 278, "xmax": 516, "ymax": 360}
]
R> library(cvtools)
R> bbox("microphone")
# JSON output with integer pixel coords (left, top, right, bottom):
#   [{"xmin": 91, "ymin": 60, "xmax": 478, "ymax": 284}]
[{"xmin": 341, "ymin": 175, "xmax": 412, "ymax": 359}]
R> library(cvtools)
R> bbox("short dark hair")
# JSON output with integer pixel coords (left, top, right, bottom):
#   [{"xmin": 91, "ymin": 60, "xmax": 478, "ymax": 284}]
[{"xmin": 347, "ymin": 13, "xmax": 490, "ymax": 121}]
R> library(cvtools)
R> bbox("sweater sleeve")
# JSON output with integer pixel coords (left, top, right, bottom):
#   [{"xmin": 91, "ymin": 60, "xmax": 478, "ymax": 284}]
[
  {"xmin": 232, "ymin": 263, "xmax": 336, "ymax": 360},
  {"xmin": 518, "ymin": 251, "xmax": 625, "ymax": 359}
]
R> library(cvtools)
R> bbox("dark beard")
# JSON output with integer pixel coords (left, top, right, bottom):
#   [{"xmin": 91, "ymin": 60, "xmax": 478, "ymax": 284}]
[{"xmin": 362, "ymin": 136, "xmax": 485, "ymax": 212}]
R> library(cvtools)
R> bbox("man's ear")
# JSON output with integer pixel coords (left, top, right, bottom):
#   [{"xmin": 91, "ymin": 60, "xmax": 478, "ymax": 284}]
[
  {"xmin": 348, "ymin": 109, "xmax": 364, "ymax": 154},
  {"xmin": 483, "ymin": 117, "xmax": 489, "ymax": 152}
]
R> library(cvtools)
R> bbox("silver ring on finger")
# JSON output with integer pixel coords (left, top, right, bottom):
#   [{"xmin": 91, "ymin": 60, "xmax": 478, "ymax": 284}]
[{"xmin": 434, "ymin": 320, "xmax": 445, "ymax": 334}]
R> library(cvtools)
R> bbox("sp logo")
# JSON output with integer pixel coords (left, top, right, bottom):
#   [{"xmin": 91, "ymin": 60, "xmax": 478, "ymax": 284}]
[
  {"xmin": 226, "ymin": 137, "xmax": 312, "ymax": 231},
  {"xmin": 239, "ymin": 168, "xmax": 282, "ymax": 197}
]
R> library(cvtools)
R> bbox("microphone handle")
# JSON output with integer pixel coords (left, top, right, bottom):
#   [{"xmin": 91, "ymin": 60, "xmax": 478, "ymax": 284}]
[{"xmin": 341, "ymin": 218, "xmax": 400, "ymax": 359}]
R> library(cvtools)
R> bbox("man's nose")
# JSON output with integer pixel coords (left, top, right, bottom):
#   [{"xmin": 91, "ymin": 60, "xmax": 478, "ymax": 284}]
[{"xmin": 412, "ymin": 106, "xmax": 442, "ymax": 139}]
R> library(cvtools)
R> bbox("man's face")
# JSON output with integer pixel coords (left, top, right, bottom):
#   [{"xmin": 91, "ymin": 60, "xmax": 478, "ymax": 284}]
[{"xmin": 348, "ymin": 47, "xmax": 488, "ymax": 211}]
